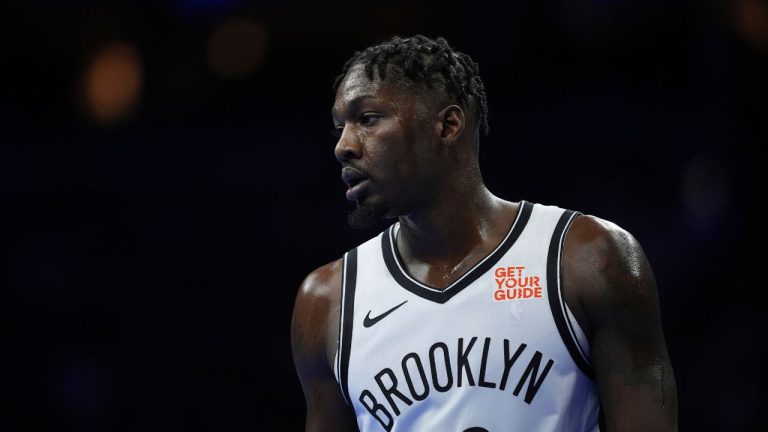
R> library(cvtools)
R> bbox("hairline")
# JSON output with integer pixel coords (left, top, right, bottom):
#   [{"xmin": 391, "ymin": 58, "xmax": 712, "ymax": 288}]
[{"xmin": 343, "ymin": 61, "xmax": 480, "ymax": 133}]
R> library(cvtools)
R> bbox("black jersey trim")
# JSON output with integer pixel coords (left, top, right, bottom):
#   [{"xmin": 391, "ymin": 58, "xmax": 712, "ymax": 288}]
[
  {"xmin": 381, "ymin": 200, "xmax": 532, "ymax": 304},
  {"xmin": 338, "ymin": 248, "xmax": 358, "ymax": 406},
  {"xmin": 546, "ymin": 210, "xmax": 595, "ymax": 379}
]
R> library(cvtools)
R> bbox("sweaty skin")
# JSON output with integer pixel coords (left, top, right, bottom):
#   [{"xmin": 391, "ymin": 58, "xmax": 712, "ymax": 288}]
[{"xmin": 291, "ymin": 64, "xmax": 678, "ymax": 432}]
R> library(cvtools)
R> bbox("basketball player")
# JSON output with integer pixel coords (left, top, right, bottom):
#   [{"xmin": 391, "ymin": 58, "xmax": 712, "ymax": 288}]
[{"xmin": 291, "ymin": 35, "xmax": 678, "ymax": 431}]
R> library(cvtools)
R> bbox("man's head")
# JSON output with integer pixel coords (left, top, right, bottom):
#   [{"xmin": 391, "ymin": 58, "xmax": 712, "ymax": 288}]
[
  {"xmin": 331, "ymin": 35, "xmax": 489, "ymax": 229},
  {"xmin": 333, "ymin": 35, "xmax": 489, "ymax": 138}
]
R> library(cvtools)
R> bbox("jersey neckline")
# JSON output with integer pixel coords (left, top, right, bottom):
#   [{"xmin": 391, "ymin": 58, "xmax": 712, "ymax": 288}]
[{"xmin": 380, "ymin": 200, "xmax": 533, "ymax": 304}]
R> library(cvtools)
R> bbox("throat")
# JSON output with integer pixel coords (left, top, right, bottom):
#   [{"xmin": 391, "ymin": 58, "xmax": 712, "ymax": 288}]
[
  {"xmin": 392, "ymin": 228, "xmax": 497, "ymax": 291},
  {"xmin": 392, "ymin": 199, "xmax": 521, "ymax": 291}
]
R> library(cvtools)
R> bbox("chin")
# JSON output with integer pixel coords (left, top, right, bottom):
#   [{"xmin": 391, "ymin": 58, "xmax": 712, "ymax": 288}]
[{"xmin": 347, "ymin": 198, "xmax": 390, "ymax": 230}]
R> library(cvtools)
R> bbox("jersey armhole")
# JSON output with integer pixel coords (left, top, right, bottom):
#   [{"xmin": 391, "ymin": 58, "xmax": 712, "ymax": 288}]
[
  {"xmin": 546, "ymin": 210, "xmax": 595, "ymax": 378},
  {"xmin": 336, "ymin": 248, "xmax": 358, "ymax": 406},
  {"xmin": 564, "ymin": 301, "xmax": 591, "ymax": 363}
]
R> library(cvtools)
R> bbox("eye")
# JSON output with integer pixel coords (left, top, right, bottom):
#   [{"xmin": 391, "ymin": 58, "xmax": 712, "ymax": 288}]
[
  {"xmin": 360, "ymin": 113, "xmax": 382, "ymax": 126},
  {"xmin": 330, "ymin": 126, "xmax": 344, "ymax": 138}
]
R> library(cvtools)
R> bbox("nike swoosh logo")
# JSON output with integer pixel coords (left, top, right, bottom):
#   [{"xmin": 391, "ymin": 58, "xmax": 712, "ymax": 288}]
[{"xmin": 363, "ymin": 300, "xmax": 408, "ymax": 328}]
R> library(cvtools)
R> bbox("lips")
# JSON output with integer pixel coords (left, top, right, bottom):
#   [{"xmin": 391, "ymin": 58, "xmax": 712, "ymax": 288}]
[{"xmin": 341, "ymin": 166, "xmax": 370, "ymax": 201}]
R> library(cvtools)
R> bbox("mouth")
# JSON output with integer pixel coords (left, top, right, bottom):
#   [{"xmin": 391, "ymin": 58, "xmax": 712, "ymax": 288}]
[
  {"xmin": 341, "ymin": 167, "xmax": 370, "ymax": 201},
  {"xmin": 345, "ymin": 179, "xmax": 370, "ymax": 202}
]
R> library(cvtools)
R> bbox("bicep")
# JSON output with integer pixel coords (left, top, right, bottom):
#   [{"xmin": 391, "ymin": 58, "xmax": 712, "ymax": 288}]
[
  {"xmin": 589, "ymin": 268, "xmax": 677, "ymax": 432},
  {"xmin": 565, "ymin": 217, "xmax": 677, "ymax": 431}
]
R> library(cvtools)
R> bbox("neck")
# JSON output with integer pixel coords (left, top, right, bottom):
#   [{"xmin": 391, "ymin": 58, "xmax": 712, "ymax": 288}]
[{"xmin": 395, "ymin": 179, "xmax": 511, "ymax": 265}]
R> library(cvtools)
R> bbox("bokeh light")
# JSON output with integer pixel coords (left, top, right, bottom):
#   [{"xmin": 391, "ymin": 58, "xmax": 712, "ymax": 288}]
[
  {"xmin": 206, "ymin": 18, "xmax": 267, "ymax": 79},
  {"xmin": 84, "ymin": 43, "xmax": 143, "ymax": 124},
  {"xmin": 732, "ymin": 0, "xmax": 768, "ymax": 51}
]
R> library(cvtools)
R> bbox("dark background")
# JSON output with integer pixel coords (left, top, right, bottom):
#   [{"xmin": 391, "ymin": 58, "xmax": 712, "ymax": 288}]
[{"xmin": 1, "ymin": 0, "xmax": 765, "ymax": 430}]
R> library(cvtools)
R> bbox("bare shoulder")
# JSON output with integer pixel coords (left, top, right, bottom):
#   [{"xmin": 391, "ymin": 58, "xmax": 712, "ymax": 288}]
[
  {"xmin": 296, "ymin": 258, "xmax": 344, "ymax": 309},
  {"xmin": 291, "ymin": 258, "xmax": 344, "ymax": 371},
  {"xmin": 562, "ymin": 214, "xmax": 657, "ymax": 336},
  {"xmin": 564, "ymin": 213, "xmax": 645, "ymax": 273}
]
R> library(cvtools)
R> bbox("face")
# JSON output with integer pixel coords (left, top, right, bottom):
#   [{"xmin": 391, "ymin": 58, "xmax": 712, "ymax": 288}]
[{"xmin": 331, "ymin": 64, "xmax": 442, "ymax": 229}]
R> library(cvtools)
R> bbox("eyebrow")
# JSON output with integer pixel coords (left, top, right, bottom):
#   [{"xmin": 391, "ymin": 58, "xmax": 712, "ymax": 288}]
[{"xmin": 331, "ymin": 94, "xmax": 377, "ymax": 120}]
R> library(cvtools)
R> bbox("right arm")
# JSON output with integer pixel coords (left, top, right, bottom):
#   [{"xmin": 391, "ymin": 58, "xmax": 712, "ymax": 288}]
[{"xmin": 291, "ymin": 259, "xmax": 359, "ymax": 432}]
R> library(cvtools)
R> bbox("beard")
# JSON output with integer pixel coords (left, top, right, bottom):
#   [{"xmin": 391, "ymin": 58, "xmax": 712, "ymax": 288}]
[{"xmin": 347, "ymin": 199, "xmax": 389, "ymax": 230}]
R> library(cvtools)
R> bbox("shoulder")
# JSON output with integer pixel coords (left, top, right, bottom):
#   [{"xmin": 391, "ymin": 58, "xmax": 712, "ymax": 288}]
[
  {"xmin": 565, "ymin": 213, "xmax": 643, "ymax": 267},
  {"xmin": 291, "ymin": 229, "xmax": 389, "ymax": 367},
  {"xmin": 531, "ymin": 201, "xmax": 645, "ymax": 272},
  {"xmin": 565, "ymin": 213, "xmax": 650, "ymax": 288},
  {"xmin": 291, "ymin": 258, "xmax": 345, "ymax": 373},
  {"xmin": 562, "ymin": 213, "xmax": 657, "ymax": 337},
  {"xmin": 297, "ymin": 258, "xmax": 345, "ymax": 304}
]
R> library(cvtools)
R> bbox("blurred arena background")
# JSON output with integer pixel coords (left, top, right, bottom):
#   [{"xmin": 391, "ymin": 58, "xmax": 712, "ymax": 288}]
[{"xmin": 1, "ymin": 0, "xmax": 765, "ymax": 430}]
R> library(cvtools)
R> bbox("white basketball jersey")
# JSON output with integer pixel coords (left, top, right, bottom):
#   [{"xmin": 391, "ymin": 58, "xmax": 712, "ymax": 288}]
[{"xmin": 334, "ymin": 201, "xmax": 601, "ymax": 432}]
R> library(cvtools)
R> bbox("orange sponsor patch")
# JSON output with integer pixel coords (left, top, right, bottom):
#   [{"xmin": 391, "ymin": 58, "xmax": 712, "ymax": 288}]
[{"xmin": 493, "ymin": 266, "xmax": 543, "ymax": 301}]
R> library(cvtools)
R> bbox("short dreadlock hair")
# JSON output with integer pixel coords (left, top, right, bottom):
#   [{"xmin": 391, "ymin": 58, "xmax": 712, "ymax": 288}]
[{"xmin": 332, "ymin": 35, "xmax": 489, "ymax": 136}]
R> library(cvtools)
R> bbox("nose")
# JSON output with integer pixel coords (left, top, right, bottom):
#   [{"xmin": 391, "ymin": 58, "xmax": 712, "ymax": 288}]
[{"xmin": 334, "ymin": 125, "xmax": 361, "ymax": 163}]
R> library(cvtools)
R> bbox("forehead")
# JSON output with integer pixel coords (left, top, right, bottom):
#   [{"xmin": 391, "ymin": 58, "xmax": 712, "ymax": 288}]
[
  {"xmin": 332, "ymin": 64, "xmax": 429, "ymax": 118},
  {"xmin": 332, "ymin": 65, "xmax": 389, "ymax": 115}
]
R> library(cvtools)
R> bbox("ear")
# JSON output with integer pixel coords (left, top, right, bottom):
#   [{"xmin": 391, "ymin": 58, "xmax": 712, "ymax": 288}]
[{"xmin": 436, "ymin": 104, "xmax": 465, "ymax": 145}]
